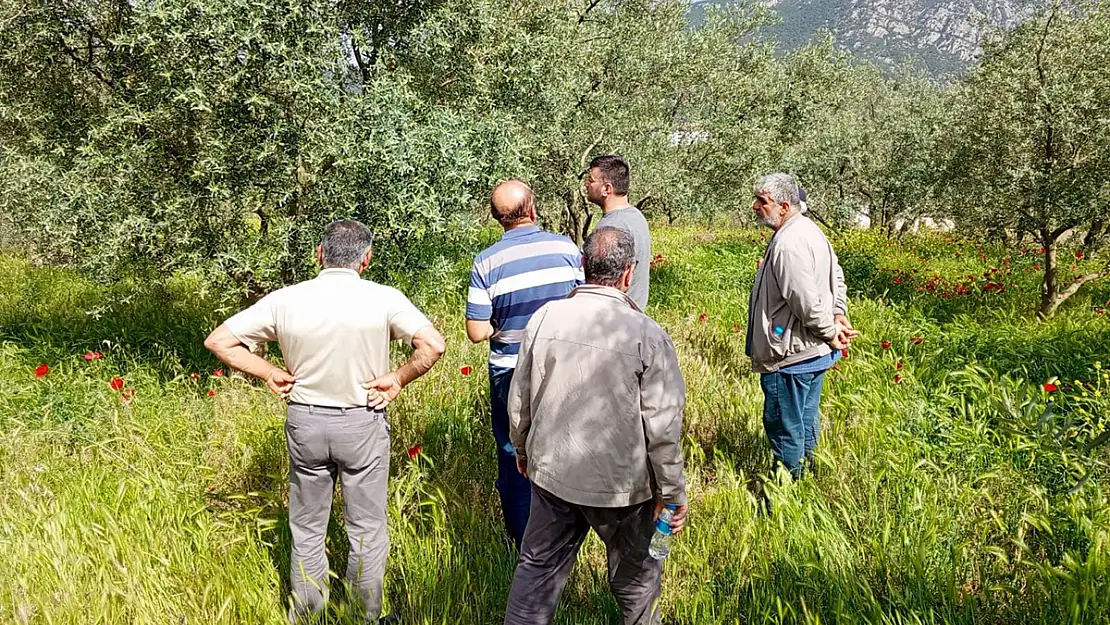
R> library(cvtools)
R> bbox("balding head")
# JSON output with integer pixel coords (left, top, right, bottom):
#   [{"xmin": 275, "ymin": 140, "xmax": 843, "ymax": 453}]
[
  {"xmin": 583, "ymin": 226, "xmax": 635, "ymax": 290},
  {"xmin": 490, "ymin": 180, "xmax": 536, "ymax": 229}
]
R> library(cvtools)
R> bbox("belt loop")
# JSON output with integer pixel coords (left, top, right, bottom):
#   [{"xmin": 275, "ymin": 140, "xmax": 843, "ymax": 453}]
[{"xmin": 308, "ymin": 404, "xmax": 315, "ymax": 415}]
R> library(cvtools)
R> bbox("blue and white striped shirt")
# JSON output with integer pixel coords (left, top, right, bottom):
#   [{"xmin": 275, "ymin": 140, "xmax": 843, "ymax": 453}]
[{"xmin": 466, "ymin": 225, "xmax": 584, "ymax": 368}]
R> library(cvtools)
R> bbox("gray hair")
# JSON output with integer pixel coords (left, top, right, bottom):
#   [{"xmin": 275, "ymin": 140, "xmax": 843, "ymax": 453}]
[
  {"xmin": 583, "ymin": 227, "xmax": 635, "ymax": 287},
  {"xmin": 754, "ymin": 173, "xmax": 801, "ymax": 209},
  {"xmin": 321, "ymin": 220, "xmax": 374, "ymax": 269}
]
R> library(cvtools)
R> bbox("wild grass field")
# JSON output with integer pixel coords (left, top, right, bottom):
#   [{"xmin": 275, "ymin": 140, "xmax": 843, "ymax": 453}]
[{"xmin": 0, "ymin": 225, "xmax": 1108, "ymax": 625}]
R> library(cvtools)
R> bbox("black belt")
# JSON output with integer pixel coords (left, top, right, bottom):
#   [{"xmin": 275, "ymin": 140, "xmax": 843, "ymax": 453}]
[{"xmin": 288, "ymin": 402, "xmax": 385, "ymax": 416}]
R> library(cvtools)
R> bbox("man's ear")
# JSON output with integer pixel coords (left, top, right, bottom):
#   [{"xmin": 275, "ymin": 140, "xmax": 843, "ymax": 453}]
[
  {"xmin": 316, "ymin": 245, "xmax": 324, "ymax": 267},
  {"xmin": 622, "ymin": 263, "xmax": 634, "ymax": 289},
  {"xmin": 360, "ymin": 248, "xmax": 373, "ymax": 272}
]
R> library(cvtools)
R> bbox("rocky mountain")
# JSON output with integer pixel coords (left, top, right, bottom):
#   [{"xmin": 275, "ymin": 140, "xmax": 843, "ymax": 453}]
[{"xmin": 691, "ymin": 0, "xmax": 1043, "ymax": 77}]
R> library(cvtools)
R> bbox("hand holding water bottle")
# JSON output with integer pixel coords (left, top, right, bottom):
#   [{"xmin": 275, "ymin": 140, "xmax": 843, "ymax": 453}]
[
  {"xmin": 653, "ymin": 500, "xmax": 688, "ymax": 533},
  {"xmin": 649, "ymin": 500, "xmax": 689, "ymax": 560}
]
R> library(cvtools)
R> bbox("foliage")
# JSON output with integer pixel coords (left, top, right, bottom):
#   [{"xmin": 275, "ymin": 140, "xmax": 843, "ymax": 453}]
[
  {"xmin": 778, "ymin": 39, "xmax": 946, "ymax": 232},
  {"xmin": 0, "ymin": 0, "xmax": 520, "ymax": 299},
  {"xmin": 1, "ymin": 227, "xmax": 1109, "ymax": 624},
  {"xmin": 943, "ymin": 1, "xmax": 1110, "ymax": 317}
]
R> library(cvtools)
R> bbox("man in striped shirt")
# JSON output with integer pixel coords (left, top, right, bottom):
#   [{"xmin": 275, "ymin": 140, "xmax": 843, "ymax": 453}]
[{"xmin": 466, "ymin": 180, "xmax": 584, "ymax": 547}]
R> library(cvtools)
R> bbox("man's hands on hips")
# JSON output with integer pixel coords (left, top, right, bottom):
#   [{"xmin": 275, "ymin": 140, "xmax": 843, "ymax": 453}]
[
  {"xmin": 654, "ymin": 500, "xmax": 689, "ymax": 534},
  {"xmin": 363, "ymin": 372, "xmax": 403, "ymax": 409},
  {"xmin": 265, "ymin": 367, "xmax": 296, "ymax": 398}
]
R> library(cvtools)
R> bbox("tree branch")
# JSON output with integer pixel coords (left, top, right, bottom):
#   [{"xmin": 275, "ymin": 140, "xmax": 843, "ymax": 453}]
[
  {"xmin": 350, "ymin": 31, "xmax": 368, "ymax": 87},
  {"xmin": 578, "ymin": 0, "xmax": 603, "ymax": 25},
  {"xmin": 575, "ymin": 78, "xmax": 603, "ymax": 110},
  {"xmin": 577, "ymin": 132, "xmax": 605, "ymax": 173}
]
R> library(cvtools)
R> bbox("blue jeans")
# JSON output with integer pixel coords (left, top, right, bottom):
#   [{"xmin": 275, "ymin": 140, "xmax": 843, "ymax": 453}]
[
  {"xmin": 760, "ymin": 370, "xmax": 826, "ymax": 479},
  {"xmin": 490, "ymin": 364, "xmax": 532, "ymax": 547}
]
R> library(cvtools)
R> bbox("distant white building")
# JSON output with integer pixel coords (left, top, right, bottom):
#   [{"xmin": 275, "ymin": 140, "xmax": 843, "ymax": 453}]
[{"xmin": 669, "ymin": 129, "xmax": 710, "ymax": 146}]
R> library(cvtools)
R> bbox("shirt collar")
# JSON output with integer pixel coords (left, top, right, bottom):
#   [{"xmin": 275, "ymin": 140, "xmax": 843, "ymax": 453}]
[
  {"xmin": 502, "ymin": 225, "xmax": 540, "ymax": 240},
  {"xmin": 568, "ymin": 284, "xmax": 642, "ymax": 312},
  {"xmin": 318, "ymin": 268, "xmax": 361, "ymax": 279}
]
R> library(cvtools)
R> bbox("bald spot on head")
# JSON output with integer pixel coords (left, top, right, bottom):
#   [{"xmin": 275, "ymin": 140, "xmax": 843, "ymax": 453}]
[
  {"xmin": 583, "ymin": 226, "xmax": 635, "ymax": 286},
  {"xmin": 490, "ymin": 180, "xmax": 535, "ymax": 228}
]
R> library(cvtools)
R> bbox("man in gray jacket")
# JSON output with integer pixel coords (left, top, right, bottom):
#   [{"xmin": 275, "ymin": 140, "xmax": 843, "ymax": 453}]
[
  {"xmin": 503, "ymin": 227, "xmax": 688, "ymax": 625},
  {"xmin": 746, "ymin": 173, "xmax": 858, "ymax": 479}
]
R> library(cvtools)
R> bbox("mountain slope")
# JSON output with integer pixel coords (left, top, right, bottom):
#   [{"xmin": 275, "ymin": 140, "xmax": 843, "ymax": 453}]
[{"xmin": 692, "ymin": 0, "xmax": 1041, "ymax": 76}]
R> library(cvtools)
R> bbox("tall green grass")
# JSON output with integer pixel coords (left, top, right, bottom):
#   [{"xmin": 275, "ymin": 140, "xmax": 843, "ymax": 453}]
[{"xmin": 0, "ymin": 226, "xmax": 1107, "ymax": 624}]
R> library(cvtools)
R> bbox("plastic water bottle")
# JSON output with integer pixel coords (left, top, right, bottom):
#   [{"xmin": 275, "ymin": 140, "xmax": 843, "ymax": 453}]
[{"xmin": 649, "ymin": 505, "xmax": 677, "ymax": 560}]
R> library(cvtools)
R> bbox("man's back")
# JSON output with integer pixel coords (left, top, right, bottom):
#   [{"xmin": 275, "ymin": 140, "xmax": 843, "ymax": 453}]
[
  {"xmin": 225, "ymin": 268, "xmax": 430, "ymax": 407},
  {"xmin": 510, "ymin": 285, "xmax": 686, "ymax": 509},
  {"xmin": 467, "ymin": 225, "xmax": 583, "ymax": 368},
  {"xmin": 596, "ymin": 207, "xmax": 651, "ymax": 309}
]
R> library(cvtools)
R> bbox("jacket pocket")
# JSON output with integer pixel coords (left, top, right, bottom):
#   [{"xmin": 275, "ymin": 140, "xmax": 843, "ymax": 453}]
[{"xmin": 767, "ymin": 309, "xmax": 794, "ymax": 360}]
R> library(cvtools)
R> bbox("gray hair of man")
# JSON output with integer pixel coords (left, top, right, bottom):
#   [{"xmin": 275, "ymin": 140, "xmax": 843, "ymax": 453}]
[
  {"xmin": 753, "ymin": 173, "xmax": 801, "ymax": 210},
  {"xmin": 321, "ymin": 219, "xmax": 374, "ymax": 269},
  {"xmin": 583, "ymin": 226, "xmax": 636, "ymax": 287}
]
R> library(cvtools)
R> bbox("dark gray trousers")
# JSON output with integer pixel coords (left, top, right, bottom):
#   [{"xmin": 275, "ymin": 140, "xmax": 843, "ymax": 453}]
[
  {"xmin": 285, "ymin": 403, "xmax": 390, "ymax": 622},
  {"xmin": 503, "ymin": 485, "xmax": 663, "ymax": 625}
]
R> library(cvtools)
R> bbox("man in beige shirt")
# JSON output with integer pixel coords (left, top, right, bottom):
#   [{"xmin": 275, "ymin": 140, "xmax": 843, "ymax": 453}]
[
  {"xmin": 504, "ymin": 227, "xmax": 687, "ymax": 625},
  {"xmin": 204, "ymin": 220, "xmax": 445, "ymax": 624}
]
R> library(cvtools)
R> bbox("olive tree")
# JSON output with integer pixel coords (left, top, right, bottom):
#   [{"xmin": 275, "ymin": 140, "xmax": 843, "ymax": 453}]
[{"xmin": 945, "ymin": 1, "xmax": 1110, "ymax": 317}]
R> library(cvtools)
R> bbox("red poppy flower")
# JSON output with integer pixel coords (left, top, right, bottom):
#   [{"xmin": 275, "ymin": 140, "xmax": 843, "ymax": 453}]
[
  {"xmin": 83, "ymin": 352, "xmax": 104, "ymax": 361},
  {"xmin": 110, "ymin": 377, "xmax": 125, "ymax": 391},
  {"xmin": 34, "ymin": 364, "xmax": 49, "ymax": 378},
  {"xmin": 1076, "ymin": 251, "xmax": 1085, "ymax": 260},
  {"xmin": 1039, "ymin": 247, "xmax": 1046, "ymax": 254},
  {"xmin": 698, "ymin": 313, "xmax": 708, "ymax": 323},
  {"xmin": 460, "ymin": 366, "xmax": 473, "ymax": 375},
  {"xmin": 189, "ymin": 373, "xmax": 200, "ymax": 380},
  {"xmin": 1033, "ymin": 264, "xmax": 1042, "ymax": 270},
  {"xmin": 212, "ymin": 369, "xmax": 225, "ymax": 377},
  {"xmin": 207, "ymin": 389, "xmax": 216, "ymax": 397},
  {"xmin": 893, "ymin": 374, "xmax": 903, "ymax": 384},
  {"xmin": 881, "ymin": 340, "xmax": 891, "ymax": 350},
  {"xmin": 1070, "ymin": 265, "xmax": 1078, "ymax": 272},
  {"xmin": 910, "ymin": 337, "xmax": 924, "ymax": 345},
  {"xmin": 896, "ymin": 361, "xmax": 904, "ymax": 370},
  {"xmin": 1043, "ymin": 382, "xmax": 1057, "ymax": 392},
  {"xmin": 407, "ymin": 445, "xmax": 422, "ymax": 460}
]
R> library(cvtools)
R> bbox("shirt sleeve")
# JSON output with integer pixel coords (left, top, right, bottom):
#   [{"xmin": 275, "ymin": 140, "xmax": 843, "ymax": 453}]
[
  {"xmin": 224, "ymin": 294, "xmax": 279, "ymax": 348},
  {"xmin": 832, "ymin": 248, "xmax": 849, "ymax": 317},
  {"xmin": 640, "ymin": 323, "xmax": 688, "ymax": 506},
  {"xmin": 572, "ymin": 250, "xmax": 585, "ymax": 285},
  {"xmin": 387, "ymin": 289, "xmax": 433, "ymax": 346},
  {"xmin": 465, "ymin": 262, "xmax": 493, "ymax": 321},
  {"xmin": 509, "ymin": 309, "xmax": 544, "ymax": 457}
]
